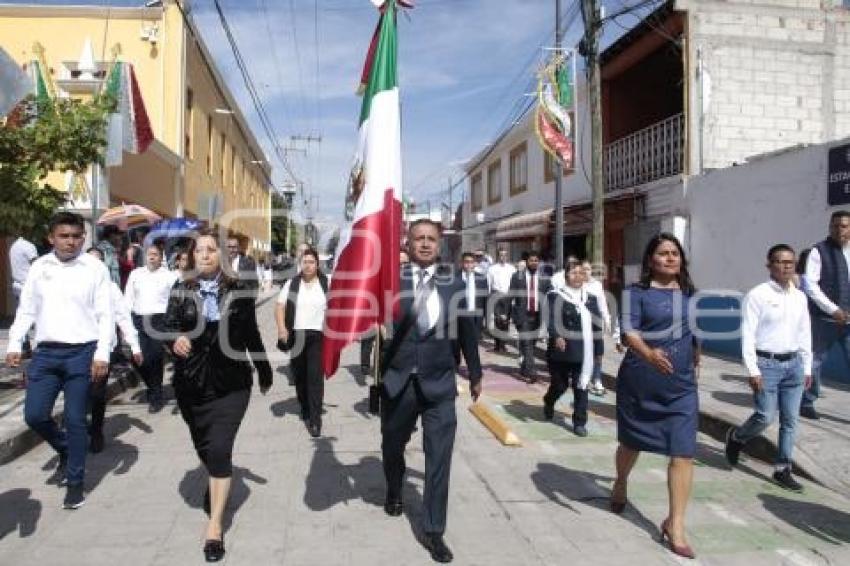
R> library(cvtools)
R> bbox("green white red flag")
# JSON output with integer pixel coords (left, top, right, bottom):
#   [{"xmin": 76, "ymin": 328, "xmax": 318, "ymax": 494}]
[
  {"xmin": 104, "ymin": 62, "xmax": 154, "ymax": 167},
  {"xmin": 322, "ymin": 0, "xmax": 409, "ymax": 378}
]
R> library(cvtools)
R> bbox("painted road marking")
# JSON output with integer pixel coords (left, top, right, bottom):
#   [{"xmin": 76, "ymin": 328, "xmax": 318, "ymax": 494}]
[{"xmin": 706, "ymin": 502, "xmax": 748, "ymax": 526}]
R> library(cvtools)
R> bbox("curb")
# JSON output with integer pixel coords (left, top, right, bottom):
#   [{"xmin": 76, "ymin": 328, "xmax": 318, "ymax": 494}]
[{"xmin": 0, "ymin": 369, "xmax": 141, "ymax": 466}]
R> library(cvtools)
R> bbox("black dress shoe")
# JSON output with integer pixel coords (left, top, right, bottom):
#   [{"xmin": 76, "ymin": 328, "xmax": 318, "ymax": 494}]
[
  {"xmin": 384, "ymin": 497, "xmax": 403, "ymax": 516},
  {"xmin": 308, "ymin": 422, "xmax": 321, "ymax": 438},
  {"xmin": 724, "ymin": 427, "xmax": 743, "ymax": 466},
  {"xmin": 773, "ymin": 468, "xmax": 804, "ymax": 492},
  {"xmin": 424, "ymin": 533, "xmax": 453, "ymax": 563},
  {"xmin": 799, "ymin": 406, "xmax": 819, "ymax": 420},
  {"xmin": 203, "ymin": 538, "xmax": 225, "ymax": 562}
]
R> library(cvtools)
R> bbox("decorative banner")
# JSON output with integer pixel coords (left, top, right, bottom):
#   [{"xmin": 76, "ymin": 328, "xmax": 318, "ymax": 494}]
[
  {"xmin": 0, "ymin": 47, "xmax": 32, "ymax": 117},
  {"xmin": 103, "ymin": 61, "xmax": 154, "ymax": 167},
  {"xmin": 535, "ymin": 52, "xmax": 575, "ymax": 171}
]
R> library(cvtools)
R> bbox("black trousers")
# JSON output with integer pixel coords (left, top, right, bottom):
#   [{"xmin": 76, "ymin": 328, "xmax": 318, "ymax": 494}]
[
  {"xmin": 89, "ymin": 372, "xmax": 108, "ymax": 436},
  {"xmin": 291, "ymin": 330, "xmax": 324, "ymax": 425},
  {"xmin": 360, "ymin": 335, "xmax": 376, "ymax": 370},
  {"xmin": 516, "ymin": 312, "xmax": 541, "ymax": 376},
  {"xmin": 452, "ymin": 316, "xmax": 482, "ymax": 367},
  {"xmin": 491, "ymin": 293, "xmax": 512, "ymax": 351},
  {"xmin": 544, "ymin": 361, "xmax": 589, "ymax": 427},
  {"xmin": 177, "ymin": 388, "xmax": 250, "ymax": 478},
  {"xmin": 381, "ymin": 377, "xmax": 456, "ymax": 535},
  {"xmin": 132, "ymin": 314, "xmax": 165, "ymax": 402}
]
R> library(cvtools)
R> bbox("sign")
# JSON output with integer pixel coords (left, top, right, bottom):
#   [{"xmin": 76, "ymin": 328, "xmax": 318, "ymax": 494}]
[{"xmin": 828, "ymin": 143, "xmax": 850, "ymax": 205}]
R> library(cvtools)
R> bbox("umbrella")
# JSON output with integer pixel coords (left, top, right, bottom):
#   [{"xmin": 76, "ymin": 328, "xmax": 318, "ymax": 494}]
[
  {"xmin": 146, "ymin": 217, "xmax": 205, "ymax": 241},
  {"xmin": 97, "ymin": 204, "xmax": 161, "ymax": 230}
]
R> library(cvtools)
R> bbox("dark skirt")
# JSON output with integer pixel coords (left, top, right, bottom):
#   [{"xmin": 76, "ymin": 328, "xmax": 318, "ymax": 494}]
[
  {"xmin": 616, "ymin": 353, "xmax": 698, "ymax": 457},
  {"xmin": 177, "ymin": 388, "xmax": 250, "ymax": 478}
]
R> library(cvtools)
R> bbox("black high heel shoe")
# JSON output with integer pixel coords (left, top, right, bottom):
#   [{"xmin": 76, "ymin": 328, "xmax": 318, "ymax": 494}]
[{"xmin": 203, "ymin": 536, "xmax": 225, "ymax": 563}]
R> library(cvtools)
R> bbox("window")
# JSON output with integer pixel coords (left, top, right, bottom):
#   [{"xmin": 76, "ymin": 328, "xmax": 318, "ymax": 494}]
[
  {"xmin": 487, "ymin": 160, "xmax": 501, "ymax": 205},
  {"xmin": 471, "ymin": 172, "xmax": 483, "ymax": 212},
  {"xmin": 206, "ymin": 115, "xmax": 214, "ymax": 176},
  {"xmin": 544, "ymin": 150, "xmax": 571, "ymax": 183},
  {"xmin": 219, "ymin": 133, "xmax": 226, "ymax": 186},
  {"xmin": 185, "ymin": 88, "xmax": 194, "ymax": 160},
  {"xmin": 509, "ymin": 141, "xmax": 527, "ymax": 196}
]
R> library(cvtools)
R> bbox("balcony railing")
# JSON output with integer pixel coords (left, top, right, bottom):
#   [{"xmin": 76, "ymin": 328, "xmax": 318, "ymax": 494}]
[{"xmin": 604, "ymin": 112, "xmax": 684, "ymax": 192}]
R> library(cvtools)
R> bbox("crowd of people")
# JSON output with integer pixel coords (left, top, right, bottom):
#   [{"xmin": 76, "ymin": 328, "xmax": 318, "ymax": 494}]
[{"xmin": 3, "ymin": 209, "xmax": 847, "ymax": 563}]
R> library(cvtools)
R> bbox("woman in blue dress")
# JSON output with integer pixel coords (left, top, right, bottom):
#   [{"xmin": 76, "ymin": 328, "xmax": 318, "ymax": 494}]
[{"xmin": 612, "ymin": 233, "xmax": 700, "ymax": 560}]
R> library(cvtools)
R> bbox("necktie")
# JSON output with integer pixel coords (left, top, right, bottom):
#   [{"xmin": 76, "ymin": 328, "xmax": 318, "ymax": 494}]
[
  {"xmin": 415, "ymin": 269, "xmax": 432, "ymax": 334},
  {"xmin": 529, "ymin": 273, "xmax": 536, "ymax": 313}
]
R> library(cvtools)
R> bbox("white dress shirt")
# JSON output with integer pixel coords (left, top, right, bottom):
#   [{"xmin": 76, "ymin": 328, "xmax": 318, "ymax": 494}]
[
  {"xmin": 463, "ymin": 271, "xmax": 477, "ymax": 312},
  {"xmin": 7, "ymin": 252, "xmax": 114, "ymax": 362},
  {"xmin": 124, "ymin": 266, "xmax": 179, "ymax": 315},
  {"xmin": 487, "ymin": 262, "xmax": 516, "ymax": 294},
  {"xmin": 803, "ymin": 246, "xmax": 850, "ymax": 315},
  {"xmin": 410, "ymin": 264, "xmax": 440, "ymax": 329},
  {"xmin": 741, "ymin": 279, "xmax": 813, "ymax": 377},
  {"xmin": 278, "ymin": 277, "xmax": 327, "ymax": 331},
  {"xmin": 524, "ymin": 270, "xmax": 540, "ymax": 313},
  {"xmin": 111, "ymin": 282, "xmax": 141, "ymax": 354},
  {"xmin": 9, "ymin": 237, "xmax": 38, "ymax": 295}
]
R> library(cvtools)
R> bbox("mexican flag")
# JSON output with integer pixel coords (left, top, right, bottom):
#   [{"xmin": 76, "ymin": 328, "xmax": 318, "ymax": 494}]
[
  {"xmin": 104, "ymin": 62, "xmax": 153, "ymax": 167},
  {"xmin": 322, "ymin": 0, "xmax": 407, "ymax": 378}
]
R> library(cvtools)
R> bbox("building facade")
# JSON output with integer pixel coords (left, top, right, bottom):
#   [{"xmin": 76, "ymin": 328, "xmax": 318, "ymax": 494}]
[{"xmin": 0, "ymin": 1, "xmax": 272, "ymax": 248}]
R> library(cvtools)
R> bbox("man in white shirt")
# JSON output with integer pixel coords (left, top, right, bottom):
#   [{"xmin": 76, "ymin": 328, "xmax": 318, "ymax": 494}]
[
  {"xmin": 124, "ymin": 245, "xmax": 178, "ymax": 412},
  {"xmin": 5, "ymin": 212, "xmax": 114, "ymax": 509},
  {"xmin": 725, "ymin": 244, "xmax": 812, "ymax": 492},
  {"xmin": 454, "ymin": 252, "xmax": 487, "ymax": 368},
  {"xmin": 9, "ymin": 235, "xmax": 38, "ymax": 355},
  {"xmin": 487, "ymin": 249, "xmax": 516, "ymax": 353},
  {"xmin": 801, "ymin": 210, "xmax": 850, "ymax": 419}
]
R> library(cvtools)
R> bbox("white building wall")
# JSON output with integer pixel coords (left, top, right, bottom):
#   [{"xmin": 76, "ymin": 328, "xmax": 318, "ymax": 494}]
[
  {"xmin": 686, "ymin": 139, "xmax": 848, "ymax": 293},
  {"xmin": 681, "ymin": 0, "xmax": 850, "ymax": 173},
  {"xmin": 461, "ymin": 80, "xmax": 593, "ymax": 244}
]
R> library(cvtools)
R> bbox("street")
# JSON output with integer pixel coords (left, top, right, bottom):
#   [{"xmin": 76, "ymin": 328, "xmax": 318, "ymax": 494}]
[{"xmin": 0, "ymin": 296, "xmax": 849, "ymax": 566}]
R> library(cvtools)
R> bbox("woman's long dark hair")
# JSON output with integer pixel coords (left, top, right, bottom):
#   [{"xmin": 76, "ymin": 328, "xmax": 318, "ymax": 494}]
[
  {"xmin": 182, "ymin": 228, "xmax": 235, "ymax": 286},
  {"xmin": 638, "ymin": 232, "xmax": 696, "ymax": 295}
]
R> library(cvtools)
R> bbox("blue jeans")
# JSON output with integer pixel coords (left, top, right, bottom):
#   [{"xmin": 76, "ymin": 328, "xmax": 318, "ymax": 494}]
[
  {"xmin": 733, "ymin": 357, "xmax": 804, "ymax": 469},
  {"xmin": 805, "ymin": 317, "xmax": 850, "ymax": 409},
  {"xmin": 24, "ymin": 342, "xmax": 95, "ymax": 486}
]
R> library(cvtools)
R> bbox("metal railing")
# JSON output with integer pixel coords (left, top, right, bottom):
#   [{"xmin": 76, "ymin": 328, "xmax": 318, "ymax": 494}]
[{"xmin": 604, "ymin": 112, "xmax": 684, "ymax": 192}]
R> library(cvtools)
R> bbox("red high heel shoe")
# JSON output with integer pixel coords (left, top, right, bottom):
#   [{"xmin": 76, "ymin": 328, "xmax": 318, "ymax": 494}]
[{"xmin": 659, "ymin": 519, "xmax": 696, "ymax": 559}]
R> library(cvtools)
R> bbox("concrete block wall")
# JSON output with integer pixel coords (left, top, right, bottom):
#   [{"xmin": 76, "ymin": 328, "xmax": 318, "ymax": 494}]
[{"xmin": 683, "ymin": 0, "xmax": 850, "ymax": 170}]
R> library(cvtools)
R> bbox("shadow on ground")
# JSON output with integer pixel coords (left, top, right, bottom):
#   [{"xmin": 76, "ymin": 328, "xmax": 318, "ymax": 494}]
[
  {"xmin": 759, "ymin": 493, "xmax": 850, "ymax": 544},
  {"xmin": 178, "ymin": 464, "xmax": 268, "ymax": 533},
  {"xmin": 0, "ymin": 488, "xmax": 41, "ymax": 540}
]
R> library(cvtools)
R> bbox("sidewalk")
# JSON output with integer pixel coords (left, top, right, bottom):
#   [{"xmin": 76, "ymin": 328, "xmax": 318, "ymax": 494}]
[{"xmin": 504, "ymin": 334, "xmax": 850, "ymax": 498}]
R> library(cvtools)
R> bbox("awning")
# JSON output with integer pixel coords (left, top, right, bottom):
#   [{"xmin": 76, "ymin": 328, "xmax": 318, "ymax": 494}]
[{"xmin": 494, "ymin": 208, "xmax": 553, "ymax": 241}]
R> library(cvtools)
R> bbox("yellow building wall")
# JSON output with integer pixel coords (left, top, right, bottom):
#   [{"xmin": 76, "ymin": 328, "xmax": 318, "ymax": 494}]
[{"xmin": 0, "ymin": 4, "xmax": 271, "ymax": 252}]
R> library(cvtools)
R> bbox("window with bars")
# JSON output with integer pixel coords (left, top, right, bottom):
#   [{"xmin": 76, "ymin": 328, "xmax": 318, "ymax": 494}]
[
  {"xmin": 509, "ymin": 141, "xmax": 527, "ymax": 196},
  {"xmin": 487, "ymin": 160, "xmax": 502, "ymax": 205},
  {"xmin": 471, "ymin": 172, "xmax": 483, "ymax": 212}
]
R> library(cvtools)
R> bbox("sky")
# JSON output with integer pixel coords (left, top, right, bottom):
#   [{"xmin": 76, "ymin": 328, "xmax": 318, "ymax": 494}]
[{"xmin": 4, "ymin": 0, "xmax": 658, "ymax": 239}]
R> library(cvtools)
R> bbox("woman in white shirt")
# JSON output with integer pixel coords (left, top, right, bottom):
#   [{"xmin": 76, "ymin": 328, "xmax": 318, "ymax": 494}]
[
  {"xmin": 275, "ymin": 249, "xmax": 329, "ymax": 437},
  {"xmin": 124, "ymin": 245, "xmax": 178, "ymax": 412}
]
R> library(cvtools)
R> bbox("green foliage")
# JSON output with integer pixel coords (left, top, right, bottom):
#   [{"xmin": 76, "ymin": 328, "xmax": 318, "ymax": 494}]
[
  {"xmin": 270, "ymin": 192, "xmax": 297, "ymax": 255},
  {"xmin": 0, "ymin": 95, "xmax": 112, "ymax": 239}
]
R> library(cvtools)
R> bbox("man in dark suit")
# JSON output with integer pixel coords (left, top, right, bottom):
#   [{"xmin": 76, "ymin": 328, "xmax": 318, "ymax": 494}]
[
  {"xmin": 226, "ymin": 236, "xmax": 259, "ymax": 291},
  {"xmin": 510, "ymin": 250, "xmax": 549, "ymax": 382},
  {"xmin": 453, "ymin": 252, "xmax": 488, "ymax": 367},
  {"xmin": 381, "ymin": 220, "xmax": 482, "ymax": 564}
]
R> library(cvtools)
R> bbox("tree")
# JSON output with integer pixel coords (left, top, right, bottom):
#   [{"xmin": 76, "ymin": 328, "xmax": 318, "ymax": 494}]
[{"xmin": 0, "ymin": 95, "xmax": 112, "ymax": 241}]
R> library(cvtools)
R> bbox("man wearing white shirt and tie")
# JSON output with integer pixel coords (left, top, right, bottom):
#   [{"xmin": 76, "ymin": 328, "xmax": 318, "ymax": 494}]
[
  {"xmin": 487, "ymin": 249, "xmax": 516, "ymax": 353},
  {"xmin": 725, "ymin": 244, "xmax": 812, "ymax": 492},
  {"xmin": 5, "ymin": 212, "xmax": 114, "ymax": 509},
  {"xmin": 510, "ymin": 251, "xmax": 550, "ymax": 381},
  {"xmin": 453, "ymin": 252, "xmax": 487, "ymax": 367}
]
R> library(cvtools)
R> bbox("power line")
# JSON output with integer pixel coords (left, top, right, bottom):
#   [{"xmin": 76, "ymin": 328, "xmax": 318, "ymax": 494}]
[{"xmin": 209, "ymin": 0, "xmax": 299, "ymax": 184}]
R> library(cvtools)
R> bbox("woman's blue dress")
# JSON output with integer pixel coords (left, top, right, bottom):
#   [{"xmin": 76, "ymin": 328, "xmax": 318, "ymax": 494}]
[{"xmin": 616, "ymin": 285, "xmax": 698, "ymax": 457}]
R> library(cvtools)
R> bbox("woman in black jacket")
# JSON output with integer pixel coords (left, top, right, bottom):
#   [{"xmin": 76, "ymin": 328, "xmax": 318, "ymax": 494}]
[
  {"xmin": 163, "ymin": 229, "xmax": 272, "ymax": 563},
  {"xmin": 544, "ymin": 260, "xmax": 603, "ymax": 437}
]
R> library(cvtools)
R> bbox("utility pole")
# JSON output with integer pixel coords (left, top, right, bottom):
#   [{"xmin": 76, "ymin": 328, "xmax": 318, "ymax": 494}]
[
  {"xmin": 581, "ymin": 0, "xmax": 604, "ymax": 268},
  {"xmin": 553, "ymin": 0, "xmax": 564, "ymax": 270}
]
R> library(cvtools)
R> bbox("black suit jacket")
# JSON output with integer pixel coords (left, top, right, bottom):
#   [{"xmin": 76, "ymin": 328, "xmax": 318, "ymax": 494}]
[
  {"xmin": 235, "ymin": 254, "xmax": 258, "ymax": 290},
  {"xmin": 545, "ymin": 290, "xmax": 604, "ymax": 364},
  {"xmin": 510, "ymin": 270, "xmax": 551, "ymax": 327},
  {"xmin": 381, "ymin": 264, "xmax": 482, "ymax": 403}
]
